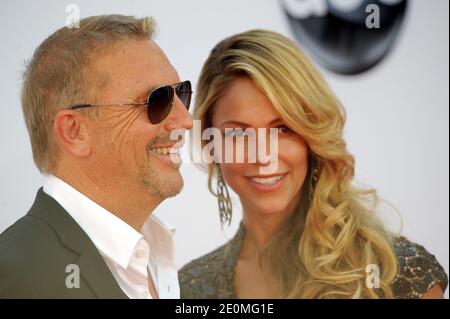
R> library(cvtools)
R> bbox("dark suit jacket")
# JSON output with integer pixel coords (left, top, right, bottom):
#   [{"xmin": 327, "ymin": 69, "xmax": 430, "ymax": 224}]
[{"xmin": 0, "ymin": 188, "xmax": 128, "ymax": 298}]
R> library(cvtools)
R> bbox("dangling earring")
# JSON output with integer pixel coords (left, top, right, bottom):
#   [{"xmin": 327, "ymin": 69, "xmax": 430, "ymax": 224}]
[
  {"xmin": 216, "ymin": 165, "xmax": 232, "ymax": 226},
  {"xmin": 309, "ymin": 156, "xmax": 319, "ymax": 198},
  {"xmin": 312, "ymin": 164, "xmax": 319, "ymax": 188}
]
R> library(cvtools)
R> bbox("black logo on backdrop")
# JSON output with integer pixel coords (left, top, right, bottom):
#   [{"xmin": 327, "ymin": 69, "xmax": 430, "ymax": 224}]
[{"xmin": 281, "ymin": 0, "xmax": 408, "ymax": 75}]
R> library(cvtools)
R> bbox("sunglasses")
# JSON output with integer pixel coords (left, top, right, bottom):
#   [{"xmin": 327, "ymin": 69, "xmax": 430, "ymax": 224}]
[{"xmin": 68, "ymin": 80, "xmax": 192, "ymax": 124}]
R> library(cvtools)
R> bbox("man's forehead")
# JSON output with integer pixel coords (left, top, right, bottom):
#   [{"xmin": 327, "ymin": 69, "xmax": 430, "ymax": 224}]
[
  {"xmin": 97, "ymin": 40, "xmax": 176, "ymax": 74},
  {"xmin": 91, "ymin": 39, "xmax": 180, "ymax": 96}
]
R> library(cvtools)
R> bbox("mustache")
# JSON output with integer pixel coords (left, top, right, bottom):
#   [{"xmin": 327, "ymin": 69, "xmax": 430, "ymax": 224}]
[{"xmin": 148, "ymin": 131, "xmax": 185, "ymax": 148}]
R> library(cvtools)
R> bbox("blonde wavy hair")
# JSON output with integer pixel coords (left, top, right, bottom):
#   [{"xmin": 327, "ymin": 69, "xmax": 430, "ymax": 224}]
[{"xmin": 193, "ymin": 29, "xmax": 399, "ymax": 298}]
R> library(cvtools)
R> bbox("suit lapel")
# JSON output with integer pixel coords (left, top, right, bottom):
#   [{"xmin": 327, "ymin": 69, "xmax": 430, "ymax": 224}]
[
  {"xmin": 76, "ymin": 246, "xmax": 128, "ymax": 298},
  {"xmin": 29, "ymin": 188, "xmax": 128, "ymax": 299}
]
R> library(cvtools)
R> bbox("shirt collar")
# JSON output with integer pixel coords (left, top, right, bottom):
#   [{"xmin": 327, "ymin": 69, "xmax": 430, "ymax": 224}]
[
  {"xmin": 43, "ymin": 175, "xmax": 176, "ymax": 269},
  {"xmin": 142, "ymin": 213, "xmax": 176, "ymax": 263}
]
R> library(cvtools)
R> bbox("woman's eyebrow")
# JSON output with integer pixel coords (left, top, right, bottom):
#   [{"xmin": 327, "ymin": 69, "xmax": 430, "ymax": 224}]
[
  {"xmin": 267, "ymin": 118, "xmax": 282, "ymax": 125},
  {"xmin": 218, "ymin": 118, "xmax": 282, "ymax": 128},
  {"xmin": 218, "ymin": 120, "xmax": 249, "ymax": 128}
]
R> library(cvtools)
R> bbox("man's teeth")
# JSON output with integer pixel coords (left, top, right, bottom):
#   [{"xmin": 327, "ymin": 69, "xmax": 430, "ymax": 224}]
[
  {"xmin": 150, "ymin": 147, "xmax": 179, "ymax": 155},
  {"xmin": 250, "ymin": 175, "xmax": 283, "ymax": 185}
]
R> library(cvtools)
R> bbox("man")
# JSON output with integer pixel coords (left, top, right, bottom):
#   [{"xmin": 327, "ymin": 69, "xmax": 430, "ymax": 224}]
[{"xmin": 0, "ymin": 15, "xmax": 193, "ymax": 298}]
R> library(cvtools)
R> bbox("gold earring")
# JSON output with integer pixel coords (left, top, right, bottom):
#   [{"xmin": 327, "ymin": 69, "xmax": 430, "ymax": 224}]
[{"xmin": 216, "ymin": 166, "xmax": 232, "ymax": 226}]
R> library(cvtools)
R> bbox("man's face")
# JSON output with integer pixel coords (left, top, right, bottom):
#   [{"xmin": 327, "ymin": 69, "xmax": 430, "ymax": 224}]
[{"xmin": 84, "ymin": 39, "xmax": 192, "ymax": 200}]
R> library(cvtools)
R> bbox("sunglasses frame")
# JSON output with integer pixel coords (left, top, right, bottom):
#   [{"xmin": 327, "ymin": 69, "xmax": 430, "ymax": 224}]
[{"xmin": 68, "ymin": 80, "xmax": 192, "ymax": 124}]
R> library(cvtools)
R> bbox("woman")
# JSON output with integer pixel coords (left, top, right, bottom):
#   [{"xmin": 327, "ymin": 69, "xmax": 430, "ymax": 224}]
[{"xmin": 179, "ymin": 30, "xmax": 448, "ymax": 298}]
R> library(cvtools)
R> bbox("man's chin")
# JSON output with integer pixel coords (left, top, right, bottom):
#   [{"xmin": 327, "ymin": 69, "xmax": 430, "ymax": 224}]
[
  {"xmin": 166, "ymin": 185, "xmax": 183, "ymax": 199},
  {"xmin": 163, "ymin": 170, "xmax": 184, "ymax": 198},
  {"xmin": 142, "ymin": 171, "xmax": 184, "ymax": 199}
]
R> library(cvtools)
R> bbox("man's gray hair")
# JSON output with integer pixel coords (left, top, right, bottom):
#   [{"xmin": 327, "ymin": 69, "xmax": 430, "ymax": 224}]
[{"xmin": 21, "ymin": 15, "xmax": 156, "ymax": 174}]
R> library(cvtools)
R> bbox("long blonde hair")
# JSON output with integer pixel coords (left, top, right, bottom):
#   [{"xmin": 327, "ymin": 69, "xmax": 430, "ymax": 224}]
[{"xmin": 193, "ymin": 29, "xmax": 399, "ymax": 298}]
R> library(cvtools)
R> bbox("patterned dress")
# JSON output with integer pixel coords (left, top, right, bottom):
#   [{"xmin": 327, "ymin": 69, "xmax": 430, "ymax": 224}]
[{"xmin": 179, "ymin": 224, "xmax": 448, "ymax": 299}]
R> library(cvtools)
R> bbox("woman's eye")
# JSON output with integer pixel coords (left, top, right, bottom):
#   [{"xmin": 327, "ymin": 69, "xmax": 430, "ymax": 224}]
[
  {"xmin": 234, "ymin": 128, "xmax": 245, "ymax": 137},
  {"xmin": 224, "ymin": 128, "xmax": 245, "ymax": 138},
  {"xmin": 277, "ymin": 125, "xmax": 292, "ymax": 134}
]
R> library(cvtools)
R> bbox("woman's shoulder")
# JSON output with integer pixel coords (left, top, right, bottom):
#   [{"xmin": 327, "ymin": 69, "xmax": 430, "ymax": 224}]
[
  {"xmin": 179, "ymin": 242, "xmax": 229, "ymax": 279},
  {"xmin": 391, "ymin": 236, "xmax": 448, "ymax": 298},
  {"xmin": 179, "ymin": 238, "xmax": 240, "ymax": 299}
]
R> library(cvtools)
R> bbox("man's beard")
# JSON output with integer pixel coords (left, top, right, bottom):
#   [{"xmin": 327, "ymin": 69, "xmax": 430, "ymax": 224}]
[
  {"xmin": 138, "ymin": 133, "xmax": 184, "ymax": 199},
  {"xmin": 139, "ymin": 160, "xmax": 184, "ymax": 199}
]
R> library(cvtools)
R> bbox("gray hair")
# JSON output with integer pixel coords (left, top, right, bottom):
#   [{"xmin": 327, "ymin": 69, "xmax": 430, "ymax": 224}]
[{"xmin": 21, "ymin": 15, "xmax": 156, "ymax": 174}]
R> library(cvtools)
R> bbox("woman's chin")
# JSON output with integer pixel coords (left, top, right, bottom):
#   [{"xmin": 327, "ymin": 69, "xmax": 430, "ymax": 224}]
[{"xmin": 246, "ymin": 202, "xmax": 290, "ymax": 218}]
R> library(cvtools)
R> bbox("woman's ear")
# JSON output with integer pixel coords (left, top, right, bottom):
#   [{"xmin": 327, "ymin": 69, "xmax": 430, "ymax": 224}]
[{"xmin": 53, "ymin": 110, "xmax": 91, "ymax": 158}]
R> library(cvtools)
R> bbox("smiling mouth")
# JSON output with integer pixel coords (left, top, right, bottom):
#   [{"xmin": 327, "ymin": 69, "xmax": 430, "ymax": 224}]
[
  {"xmin": 149, "ymin": 146, "xmax": 181, "ymax": 156},
  {"xmin": 247, "ymin": 174, "xmax": 286, "ymax": 186}
]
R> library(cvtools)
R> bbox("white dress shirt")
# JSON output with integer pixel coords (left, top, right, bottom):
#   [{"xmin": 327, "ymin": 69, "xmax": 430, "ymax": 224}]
[{"xmin": 43, "ymin": 175, "xmax": 180, "ymax": 299}]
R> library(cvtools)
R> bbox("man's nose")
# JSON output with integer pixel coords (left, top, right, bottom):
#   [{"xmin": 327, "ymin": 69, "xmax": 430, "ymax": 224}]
[{"xmin": 163, "ymin": 95, "xmax": 193, "ymax": 131}]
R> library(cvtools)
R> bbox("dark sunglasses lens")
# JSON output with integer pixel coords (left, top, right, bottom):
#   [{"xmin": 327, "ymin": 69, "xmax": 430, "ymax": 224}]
[
  {"xmin": 147, "ymin": 86, "xmax": 174, "ymax": 124},
  {"xmin": 176, "ymin": 81, "xmax": 192, "ymax": 110}
]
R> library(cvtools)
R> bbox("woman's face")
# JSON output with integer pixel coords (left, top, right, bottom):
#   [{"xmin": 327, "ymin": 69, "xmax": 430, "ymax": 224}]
[{"xmin": 212, "ymin": 76, "xmax": 309, "ymax": 218}]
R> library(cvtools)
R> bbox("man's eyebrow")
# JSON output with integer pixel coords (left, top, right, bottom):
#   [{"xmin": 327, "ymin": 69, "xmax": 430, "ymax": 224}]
[
  {"xmin": 218, "ymin": 118, "xmax": 283, "ymax": 128},
  {"xmin": 134, "ymin": 85, "xmax": 157, "ymax": 102}
]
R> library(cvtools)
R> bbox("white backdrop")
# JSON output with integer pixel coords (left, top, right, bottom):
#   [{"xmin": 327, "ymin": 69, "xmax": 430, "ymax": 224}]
[{"xmin": 0, "ymin": 0, "xmax": 448, "ymax": 297}]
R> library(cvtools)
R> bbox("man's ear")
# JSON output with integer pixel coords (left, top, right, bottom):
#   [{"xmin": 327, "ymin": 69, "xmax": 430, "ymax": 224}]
[{"xmin": 53, "ymin": 110, "xmax": 91, "ymax": 157}]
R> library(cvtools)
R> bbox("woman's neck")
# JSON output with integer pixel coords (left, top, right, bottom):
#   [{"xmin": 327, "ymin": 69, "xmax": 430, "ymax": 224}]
[
  {"xmin": 240, "ymin": 210, "xmax": 286, "ymax": 260},
  {"xmin": 240, "ymin": 195, "xmax": 301, "ymax": 260}
]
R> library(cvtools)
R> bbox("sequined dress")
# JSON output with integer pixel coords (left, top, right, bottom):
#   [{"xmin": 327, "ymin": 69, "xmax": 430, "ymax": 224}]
[{"xmin": 179, "ymin": 224, "xmax": 448, "ymax": 299}]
